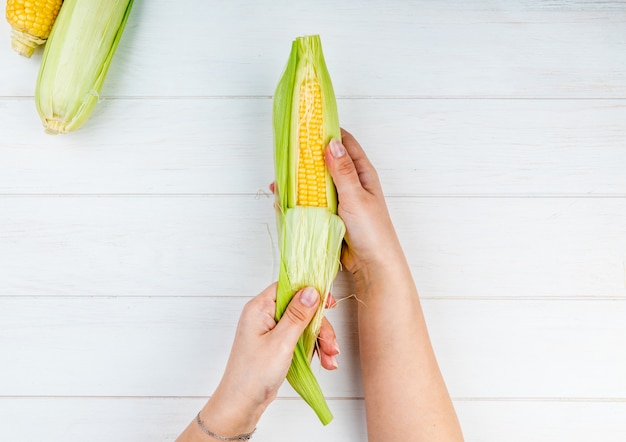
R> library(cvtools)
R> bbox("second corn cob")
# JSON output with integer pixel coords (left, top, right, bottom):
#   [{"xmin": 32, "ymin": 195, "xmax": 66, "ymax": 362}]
[
  {"xmin": 5, "ymin": 0, "xmax": 63, "ymax": 57},
  {"xmin": 35, "ymin": 0, "xmax": 134, "ymax": 134},
  {"xmin": 273, "ymin": 35, "xmax": 345, "ymax": 425}
]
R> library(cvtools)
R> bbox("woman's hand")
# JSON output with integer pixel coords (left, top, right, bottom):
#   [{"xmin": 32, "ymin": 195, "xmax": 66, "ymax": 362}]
[
  {"xmin": 177, "ymin": 283, "xmax": 339, "ymax": 441},
  {"xmin": 324, "ymin": 129, "xmax": 403, "ymax": 281}
]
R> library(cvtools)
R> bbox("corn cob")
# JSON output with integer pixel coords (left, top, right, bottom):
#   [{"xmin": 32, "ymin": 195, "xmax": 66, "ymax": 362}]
[
  {"xmin": 273, "ymin": 35, "xmax": 345, "ymax": 425},
  {"xmin": 35, "ymin": 0, "xmax": 134, "ymax": 134},
  {"xmin": 5, "ymin": 0, "xmax": 63, "ymax": 57}
]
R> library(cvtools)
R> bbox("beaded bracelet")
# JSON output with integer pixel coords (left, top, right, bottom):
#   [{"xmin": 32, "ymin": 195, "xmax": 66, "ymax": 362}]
[{"xmin": 196, "ymin": 412, "xmax": 256, "ymax": 441}]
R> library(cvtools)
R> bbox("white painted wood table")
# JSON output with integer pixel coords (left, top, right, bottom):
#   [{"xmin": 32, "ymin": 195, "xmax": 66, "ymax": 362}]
[{"xmin": 1, "ymin": 1, "xmax": 625, "ymax": 440}]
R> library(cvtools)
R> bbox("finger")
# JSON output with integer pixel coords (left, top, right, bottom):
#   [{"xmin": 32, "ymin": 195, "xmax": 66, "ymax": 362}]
[
  {"xmin": 269, "ymin": 182, "xmax": 275, "ymax": 194},
  {"xmin": 249, "ymin": 282, "xmax": 277, "ymax": 306},
  {"xmin": 340, "ymin": 128, "xmax": 370, "ymax": 164},
  {"xmin": 319, "ymin": 350, "xmax": 339, "ymax": 370},
  {"xmin": 319, "ymin": 350, "xmax": 339, "ymax": 371},
  {"xmin": 326, "ymin": 293, "xmax": 337, "ymax": 309},
  {"xmin": 271, "ymin": 287, "xmax": 320, "ymax": 349},
  {"xmin": 259, "ymin": 282, "xmax": 278, "ymax": 301},
  {"xmin": 340, "ymin": 128, "xmax": 380, "ymax": 194},
  {"xmin": 241, "ymin": 282, "xmax": 278, "ymax": 334},
  {"xmin": 318, "ymin": 317, "xmax": 339, "ymax": 356},
  {"xmin": 318, "ymin": 318, "xmax": 339, "ymax": 370},
  {"xmin": 325, "ymin": 138, "xmax": 363, "ymax": 201}
]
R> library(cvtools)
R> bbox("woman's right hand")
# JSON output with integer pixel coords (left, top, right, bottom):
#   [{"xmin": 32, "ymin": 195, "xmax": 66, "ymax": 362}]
[
  {"xmin": 324, "ymin": 129, "xmax": 403, "ymax": 281},
  {"xmin": 326, "ymin": 130, "xmax": 465, "ymax": 442}
]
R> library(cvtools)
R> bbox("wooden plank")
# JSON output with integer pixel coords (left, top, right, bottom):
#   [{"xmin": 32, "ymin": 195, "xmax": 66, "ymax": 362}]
[
  {"xmin": 0, "ymin": 397, "xmax": 365, "ymax": 442},
  {"xmin": 0, "ymin": 196, "xmax": 277, "ymax": 296},
  {"xmin": 1, "ymin": 1, "xmax": 625, "ymax": 98},
  {"xmin": 1, "ymin": 297, "xmax": 625, "ymax": 397},
  {"xmin": 0, "ymin": 397, "xmax": 625, "ymax": 442},
  {"xmin": 455, "ymin": 399, "xmax": 626, "ymax": 442},
  {"xmin": 1, "ymin": 197, "xmax": 624, "ymax": 297},
  {"xmin": 0, "ymin": 99, "xmax": 625, "ymax": 196}
]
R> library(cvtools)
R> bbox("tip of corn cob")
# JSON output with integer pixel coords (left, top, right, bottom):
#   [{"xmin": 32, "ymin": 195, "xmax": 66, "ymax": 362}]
[{"xmin": 9, "ymin": 28, "xmax": 45, "ymax": 58}]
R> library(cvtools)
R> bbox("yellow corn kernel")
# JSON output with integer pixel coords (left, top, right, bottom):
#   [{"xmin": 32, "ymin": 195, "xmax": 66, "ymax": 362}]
[
  {"xmin": 296, "ymin": 79, "xmax": 327, "ymax": 207},
  {"xmin": 5, "ymin": 0, "xmax": 63, "ymax": 57}
]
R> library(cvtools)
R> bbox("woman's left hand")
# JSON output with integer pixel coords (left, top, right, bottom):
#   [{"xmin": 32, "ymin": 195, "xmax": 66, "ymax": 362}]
[{"xmin": 177, "ymin": 283, "xmax": 339, "ymax": 441}]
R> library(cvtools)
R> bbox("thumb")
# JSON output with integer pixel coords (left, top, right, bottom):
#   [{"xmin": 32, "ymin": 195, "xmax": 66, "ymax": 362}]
[
  {"xmin": 325, "ymin": 139, "xmax": 362, "ymax": 200},
  {"xmin": 272, "ymin": 287, "xmax": 320, "ymax": 349}
]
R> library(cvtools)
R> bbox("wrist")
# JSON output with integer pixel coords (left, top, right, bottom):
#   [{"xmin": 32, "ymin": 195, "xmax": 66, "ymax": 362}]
[
  {"xmin": 198, "ymin": 384, "xmax": 265, "ymax": 440},
  {"xmin": 195, "ymin": 412, "xmax": 256, "ymax": 441},
  {"xmin": 351, "ymin": 242, "xmax": 407, "ymax": 289}
]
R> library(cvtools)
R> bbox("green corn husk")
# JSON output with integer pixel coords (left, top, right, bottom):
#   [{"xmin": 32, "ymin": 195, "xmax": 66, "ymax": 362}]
[
  {"xmin": 35, "ymin": 0, "xmax": 134, "ymax": 135},
  {"xmin": 273, "ymin": 35, "xmax": 345, "ymax": 425}
]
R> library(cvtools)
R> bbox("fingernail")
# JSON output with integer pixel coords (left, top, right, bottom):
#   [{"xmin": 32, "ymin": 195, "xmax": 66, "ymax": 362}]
[
  {"xmin": 329, "ymin": 355, "xmax": 338, "ymax": 369},
  {"xmin": 300, "ymin": 287, "xmax": 319, "ymax": 307},
  {"xmin": 333, "ymin": 339, "xmax": 340, "ymax": 355},
  {"xmin": 329, "ymin": 139, "xmax": 346, "ymax": 158}
]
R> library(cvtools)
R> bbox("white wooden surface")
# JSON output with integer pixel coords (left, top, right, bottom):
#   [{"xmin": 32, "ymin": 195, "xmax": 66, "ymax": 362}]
[{"xmin": 1, "ymin": 1, "xmax": 625, "ymax": 441}]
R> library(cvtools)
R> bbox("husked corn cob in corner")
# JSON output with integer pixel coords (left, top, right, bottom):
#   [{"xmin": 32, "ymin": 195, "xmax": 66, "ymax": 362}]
[
  {"xmin": 35, "ymin": 0, "xmax": 134, "ymax": 134},
  {"xmin": 273, "ymin": 35, "xmax": 345, "ymax": 425},
  {"xmin": 5, "ymin": 0, "xmax": 63, "ymax": 57}
]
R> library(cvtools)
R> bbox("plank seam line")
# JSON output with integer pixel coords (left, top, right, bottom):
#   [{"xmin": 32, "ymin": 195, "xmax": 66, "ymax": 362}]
[
  {"xmin": 0, "ymin": 194, "xmax": 625, "ymax": 199},
  {"xmin": 0, "ymin": 295, "xmax": 624, "ymax": 301},
  {"xmin": 2, "ymin": 96, "xmax": 626, "ymax": 101},
  {"xmin": 0, "ymin": 396, "xmax": 624, "ymax": 403}
]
